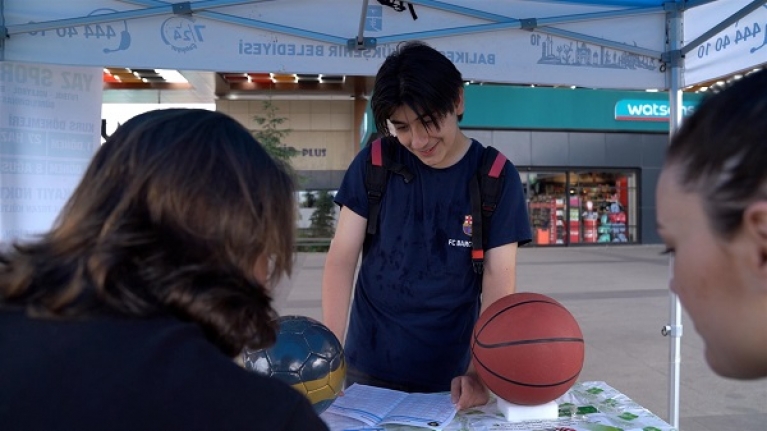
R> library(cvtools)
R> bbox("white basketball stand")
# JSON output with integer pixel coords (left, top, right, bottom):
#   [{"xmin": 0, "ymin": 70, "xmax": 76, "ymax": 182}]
[{"xmin": 494, "ymin": 393, "xmax": 559, "ymax": 422}]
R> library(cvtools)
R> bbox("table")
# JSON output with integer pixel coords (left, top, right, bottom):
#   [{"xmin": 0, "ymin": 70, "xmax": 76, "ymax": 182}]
[{"xmin": 321, "ymin": 381, "xmax": 676, "ymax": 431}]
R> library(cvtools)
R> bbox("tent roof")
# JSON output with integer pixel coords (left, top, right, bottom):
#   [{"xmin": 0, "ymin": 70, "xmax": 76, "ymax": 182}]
[
  {"xmin": 531, "ymin": 0, "xmax": 668, "ymax": 5},
  {"xmin": 3, "ymin": 0, "xmax": 765, "ymax": 96}
]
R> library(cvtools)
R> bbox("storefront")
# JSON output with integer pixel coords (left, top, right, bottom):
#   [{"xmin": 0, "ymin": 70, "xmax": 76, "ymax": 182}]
[
  {"xmin": 459, "ymin": 85, "xmax": 703, "ymax": 246},
  {"xmin": 525, "ymin": 169, "xmax": 636, "ymax": 245}
]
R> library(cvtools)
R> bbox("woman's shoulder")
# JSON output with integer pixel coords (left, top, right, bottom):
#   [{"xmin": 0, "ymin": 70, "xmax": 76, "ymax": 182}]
[{"xmin": 108, "ymin": 316, "xmax": 328, "ymax": 428}]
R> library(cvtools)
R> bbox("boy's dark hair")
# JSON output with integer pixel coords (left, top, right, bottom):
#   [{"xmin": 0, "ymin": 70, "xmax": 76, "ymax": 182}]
[
  {"xmin": 371, "ymin": 40, "xmax": 464, "ymax": 135},
  {"xmin": 666, "ymin": 69, "xmax": 767, "ymax": 238},
  {"xmin": 0, "ymin": 109, "xmax": 296, "ymax": 356}
]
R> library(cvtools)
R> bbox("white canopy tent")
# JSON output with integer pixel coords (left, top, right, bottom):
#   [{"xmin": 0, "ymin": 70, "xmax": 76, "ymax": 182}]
[
  {"xmin": 4, "ymin": 0, "xmax": 766, "ymax": 87},
  {"xmin": 3, "ymin": 0, "xmax": 767, "ymax": 427}
]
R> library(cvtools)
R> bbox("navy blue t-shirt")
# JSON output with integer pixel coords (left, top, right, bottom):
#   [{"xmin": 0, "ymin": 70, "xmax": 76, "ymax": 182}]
[{"xmin": 334, "ymin": 139, "xmax": 532, "ymax": 392}]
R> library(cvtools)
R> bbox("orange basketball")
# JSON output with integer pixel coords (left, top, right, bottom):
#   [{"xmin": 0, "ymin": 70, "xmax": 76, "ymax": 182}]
[{"xmin": 471, "ymin": 292, "xmax": 585, "ymax": 405}]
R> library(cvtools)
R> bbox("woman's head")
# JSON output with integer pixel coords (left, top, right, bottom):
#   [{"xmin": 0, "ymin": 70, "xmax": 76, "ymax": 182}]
[
  {"xmin": 657, "ymin": 69, "xmax": 767, "ymax": 378},
  {"xmin": 663, "ymin": 69, "xmax": 767, "ymax": 239},
  {"xmin": 1, "ymin": 108, "xmax": 296, "ymax": 356}
]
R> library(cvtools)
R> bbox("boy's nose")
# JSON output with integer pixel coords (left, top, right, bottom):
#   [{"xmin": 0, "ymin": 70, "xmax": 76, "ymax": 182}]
[{"xmin": 410, "ymin": 124, "xmax": 429, "ymax": 149}]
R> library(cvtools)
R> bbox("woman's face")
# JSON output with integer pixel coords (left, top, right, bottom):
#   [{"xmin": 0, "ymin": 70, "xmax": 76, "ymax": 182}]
[
  {"xmin": 656, "ymin": 167, "xmax": 767, "ymax": 378},
  {"xmin": 254, "ymin": 254, "xmax": 270, "ymax": 287}
]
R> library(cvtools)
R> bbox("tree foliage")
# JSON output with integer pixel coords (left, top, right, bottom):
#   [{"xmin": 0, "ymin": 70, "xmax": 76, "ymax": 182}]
[
  {"xmin": 251, "ymin": 100, "xmax": 298, "ymax": 163},
  {"xmin": 308, "ymin": 190, "xmax": 337, "ymax": 239}
]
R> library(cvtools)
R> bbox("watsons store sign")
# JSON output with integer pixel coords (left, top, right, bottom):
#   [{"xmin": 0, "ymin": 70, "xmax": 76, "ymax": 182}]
[{"xmin": 614, "ymin": 99, "xmax": 699, "ymax": 122}]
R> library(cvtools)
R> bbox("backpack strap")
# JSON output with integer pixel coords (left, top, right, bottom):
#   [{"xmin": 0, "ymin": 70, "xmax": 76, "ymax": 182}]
[
  {"xmin": 469, "ymin": 146, "xmax": 507, "ymax": 275},
  {"xmin": 365, "ymin": 137, "xmax": 413, "ymax": 235}
]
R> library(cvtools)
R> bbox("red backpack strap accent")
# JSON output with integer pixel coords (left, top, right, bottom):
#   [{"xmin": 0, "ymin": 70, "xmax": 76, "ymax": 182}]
[
  {"xmin": 364, "ymin": 137, "xmax": 414, "ymax": 236},
  {"xmin": 365, "ymin": 138, "xmax": 388, "ymax": 235},
  {"xmin": 488, "ymin": 151, "xmax": 507, "ymax": 178},
  {"xmin": 469, "ymin": 175, "xmax": 484, "ymax": 274},
  {"xmin": 371, "ymin": 138, "xmax": 383, "ymax": 167},
  {"xmin": 470, "ymin": 146, "xmax": 508, "ymax": 275}
]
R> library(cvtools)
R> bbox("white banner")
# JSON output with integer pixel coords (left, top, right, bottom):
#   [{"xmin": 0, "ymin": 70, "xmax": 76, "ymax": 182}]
[
  {"xmin": 0, "ymin": 62, "xmax": 102, "ymax": 243},
  {"xmin": 684, "ymin": 0, "xmax": 767, "ymax": 86},
  {"xmin": 4, "ymin": 0, "xmax": 666, "ymax": 89}
]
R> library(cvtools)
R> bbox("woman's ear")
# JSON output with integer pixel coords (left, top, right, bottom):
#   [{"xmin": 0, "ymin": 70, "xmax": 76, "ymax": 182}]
[{"xmin": 743, "ymin": 202, "xmax": 767, "ymax": 276}]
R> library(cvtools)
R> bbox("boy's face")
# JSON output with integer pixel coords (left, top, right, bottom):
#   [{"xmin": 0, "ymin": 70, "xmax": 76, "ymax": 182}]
[
  {"xmin": 656, "ymin": 167, "xmax": 767, "ymax": 378},
  {"xmin": 386, "ymin": 91, "xmax": 466, "ymax": 169}
]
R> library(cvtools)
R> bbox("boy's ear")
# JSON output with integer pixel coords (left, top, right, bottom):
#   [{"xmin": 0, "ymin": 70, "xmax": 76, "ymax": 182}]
[
  {"xmin": 455, "ymin": 87, "xmax": 465, "ymax": 116},
  {"xmin": 743, "ymin": 202, "xmax": 767, "ymax": 275}
]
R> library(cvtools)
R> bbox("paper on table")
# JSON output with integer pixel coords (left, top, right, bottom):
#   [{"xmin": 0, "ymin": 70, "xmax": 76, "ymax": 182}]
[
  {"xmin": 381, "ymin": 391, "xmax": 458, "ymax": 429},
  {"xmin": 324, "ymin": 384, "xmax": 458, "ymax": 430},
  {"xmin": 320, "ymin": 411, "xmax": 373, "ymax": 431}
]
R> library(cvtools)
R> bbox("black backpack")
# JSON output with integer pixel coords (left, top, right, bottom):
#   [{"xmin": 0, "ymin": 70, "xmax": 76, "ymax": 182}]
[{"xmin": 364, "ymin": 137, "xmax": 508, "ymax": 275}]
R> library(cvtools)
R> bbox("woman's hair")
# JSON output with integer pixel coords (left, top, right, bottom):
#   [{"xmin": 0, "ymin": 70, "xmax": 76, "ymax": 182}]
[
  {"xmin": 665, "ymin": 69, "xmax": 767, "ymax": 239},
  {"xmin": 371, "ymin": 40, "xmax": 464, "ymax": 136},
  {"xmin": 0, "ymin": 108, "xmax": 296, "ymax": 356}
]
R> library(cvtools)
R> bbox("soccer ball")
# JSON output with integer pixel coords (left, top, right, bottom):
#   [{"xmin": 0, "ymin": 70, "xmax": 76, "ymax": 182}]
[{"xmin": 242, "ymin": 315, "xmax": 346, "ymax": 414}]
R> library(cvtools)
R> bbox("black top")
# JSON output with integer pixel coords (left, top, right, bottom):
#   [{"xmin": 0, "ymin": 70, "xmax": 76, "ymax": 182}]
[{"xmin": 0, "ymin": 308, "xmax": 329, "ymax": 431}]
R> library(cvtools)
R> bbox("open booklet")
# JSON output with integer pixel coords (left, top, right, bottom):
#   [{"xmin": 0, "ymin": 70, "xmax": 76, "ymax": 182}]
[{"xmin": 321, "ymin": 383, "xmax": 458, "ymax": 431}]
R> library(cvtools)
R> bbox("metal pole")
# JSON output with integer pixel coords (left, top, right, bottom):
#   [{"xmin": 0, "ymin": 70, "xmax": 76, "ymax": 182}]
[
  {"xmin": 351, "ymin": 0, "xmax": 371, "ymax": 50},
  {"xmin": 662, "ymin": 258, "xmax": 683, "ymax": 429},
  {"xmin": 0, "ymin": 0, "xmax": 5, "ymax": 61},
  {"xmin": 356, "ymin": 0, "xmax": 370, "ymax": 45},
  {"xmin": 663, "ymin": 2, "xmax": 684, "ymax": 428}
]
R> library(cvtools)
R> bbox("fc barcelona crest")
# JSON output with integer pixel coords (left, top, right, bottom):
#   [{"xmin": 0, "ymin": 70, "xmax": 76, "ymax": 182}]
[{"xmin": 463, "ymin": 215, "xmax": 472, "ymax": 236}]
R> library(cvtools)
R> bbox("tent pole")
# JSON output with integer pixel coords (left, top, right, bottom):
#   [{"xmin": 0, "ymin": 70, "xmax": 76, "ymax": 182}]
[
  {"xmin": 0, "ymin": 0, "xmax": 5, "ymax": 61},
  {"xmin": 663, "ymin": 263, "xmax": 683, "ymax": 429},
  {"xmin": 663, "ymin": 2, "xmax": 684, "ymax": 429},
  {"xmin": 355, "ymin": 0, "xmax": 370, "ymax": 46}
]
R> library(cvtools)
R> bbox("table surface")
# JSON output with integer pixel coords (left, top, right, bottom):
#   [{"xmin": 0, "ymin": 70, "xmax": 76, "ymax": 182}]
[{"xmin": 322, "ymin": 381, "xmax": 677, "ymax": 431}]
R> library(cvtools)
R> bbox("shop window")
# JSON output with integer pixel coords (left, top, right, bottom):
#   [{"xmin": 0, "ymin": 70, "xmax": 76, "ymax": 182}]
[
  {"xmin": 525, "ymin": 171, "xmax": 567, "ymax": 245},
  {"xmin": 570, "ymin": 171, "xmax": 637, "ymax": 244},
  {"xmin": 296, "ymin": 190, "xmax": 338, "ymax": 231},
  {"xmin": 522, "ymin": 169, "xmax": 638, "ymax": 246}
]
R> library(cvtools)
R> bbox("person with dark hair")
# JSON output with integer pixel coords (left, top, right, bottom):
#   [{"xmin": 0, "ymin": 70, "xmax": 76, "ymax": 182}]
[
  {"xmin": 0, "ymin": 108, "xmax": 329, "ymax": 430},
  {"xmin": 657, "ymin": 69, "xmax": 767, "ymax": 379},
  {"xmin": 322, "ymin": 41, "xmax": 532, "ymax": 409}
]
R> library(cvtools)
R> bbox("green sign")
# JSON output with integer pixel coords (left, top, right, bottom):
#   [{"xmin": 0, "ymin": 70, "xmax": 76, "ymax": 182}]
[{"xmin": 614, "ymin": 99, "xmax": 698, "ymax": 121}]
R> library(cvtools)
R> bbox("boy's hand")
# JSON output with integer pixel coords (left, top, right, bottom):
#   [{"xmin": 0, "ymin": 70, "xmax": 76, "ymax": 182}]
[{"xmin": 450, "ymin": 373, "xmax": 489, "ymax": 410}]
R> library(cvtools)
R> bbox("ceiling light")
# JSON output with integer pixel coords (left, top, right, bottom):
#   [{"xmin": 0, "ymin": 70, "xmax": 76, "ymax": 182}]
[
  {"xmin": 156, "ymin": 69, "xmax": 188, "ymax": 83},
  {"xmin": 296, "ymin": 74, "xmax": 320, "ymax": 82},
  {"xmin": 271, "ymin": 73, "xmax": 297, "ymax": 83},
  {"xmin": 247, "ymin": 73, "xmax": 272, "ymax": 84},
  {"xmin": 319, "ymin": 75, "xmax": 344, "ymax": 84}
]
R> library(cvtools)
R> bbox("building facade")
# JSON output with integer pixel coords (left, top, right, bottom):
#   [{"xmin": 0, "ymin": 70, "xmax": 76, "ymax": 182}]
[{"xmin": 217, "ymin": 86, "xmax": 704, "ymax": 246}]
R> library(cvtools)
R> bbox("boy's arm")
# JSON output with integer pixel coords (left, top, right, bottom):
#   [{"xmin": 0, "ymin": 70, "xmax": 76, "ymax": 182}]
[
  {"xmin": 480, "ymin": 242, "xmax": 520, "ymax": 313},
  {"xmin": 321, "ymin": 206, "xmax": 367, "ymax": 344},
  {"xmin": 452, "ymin": 242, "xmax": 520, "ymax": 410}
]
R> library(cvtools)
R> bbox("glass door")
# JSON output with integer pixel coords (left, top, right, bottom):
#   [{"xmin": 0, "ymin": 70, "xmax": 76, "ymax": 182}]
[
  {"xmin": 526, "ymin": 171, "xmax": 567, "ymax": 246},
  {"xmin": 569, "ymin": 170, "xmax": 637, "ymax": 244}
]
